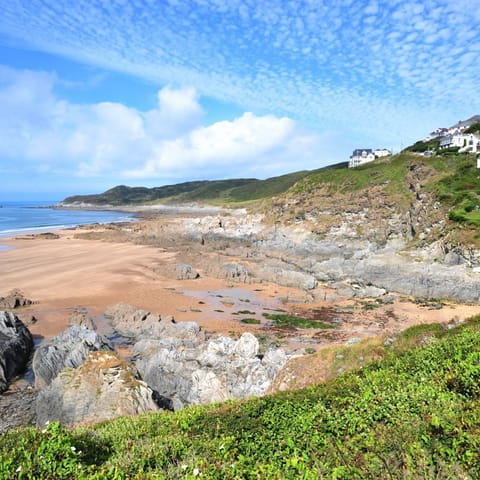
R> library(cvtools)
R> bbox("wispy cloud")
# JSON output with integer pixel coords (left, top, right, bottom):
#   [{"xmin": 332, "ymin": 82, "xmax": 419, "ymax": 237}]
[
  {"xmin": 0, "ymin": 66, "xmax": 325, "ymax": 185},
  {"xmin": 1, "ymin": 0, "xmax": 478, "ymax": 147}
]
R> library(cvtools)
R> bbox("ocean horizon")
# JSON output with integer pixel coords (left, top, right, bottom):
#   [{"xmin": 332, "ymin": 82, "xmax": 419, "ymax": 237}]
[{"xmin": 0, "ymin": 200, "xmax": 134, "ymax": 238}]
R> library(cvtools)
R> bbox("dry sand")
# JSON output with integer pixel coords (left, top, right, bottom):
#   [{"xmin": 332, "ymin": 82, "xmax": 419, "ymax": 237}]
[
  {"xmin": 0, "ymin": 228, "xmax": 301, "ymax": 340},
  {"xmin": 2, "ymin": 227, "xmax": 480, "ymax": 347}
]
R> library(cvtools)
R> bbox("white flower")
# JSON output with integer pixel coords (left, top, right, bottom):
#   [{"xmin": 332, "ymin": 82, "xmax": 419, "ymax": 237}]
[
  {"xmin": 193, "ymin": 468, "xmax": 200, "ymax": 476},
  {"xmin": 219, "ymin": 443, "xmax": 225, "ymax": 450},
  {"xmin": 70, "ymin": 446, "xmax": 76, "ymax": 452},
  {"xmin": 16, "ymin": 466, "xmax": 22, "ymax": 472},
  {"xmin": 181, "ymin": 464, "xmax": 188, "ymax": 470},
  {"xmin": 41, "ymin": 429, "xmax": 47, "ymax": 434},
  {"xmin": 45, "ymin": 420, "xmax": 50, "ymax": 426}
]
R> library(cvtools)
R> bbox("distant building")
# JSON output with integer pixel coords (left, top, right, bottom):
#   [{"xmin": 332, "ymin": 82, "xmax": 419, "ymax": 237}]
[
  {"xmin": 349, "ymin": 149, "xmax": 375, "ymax": 168},
  {"xmin": 440, "ymin": 133, "xmax": 480, "ymax": 152},
  {"xmin": 446, "ymin": 115, "xmax": 480, "ymax": 135},
  {"xmin": 374, "ymin": 148, "xmax": 392, "ymax": 158}
]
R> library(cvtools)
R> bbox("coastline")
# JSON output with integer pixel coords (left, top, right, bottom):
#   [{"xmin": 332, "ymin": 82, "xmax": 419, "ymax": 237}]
[{"xmin": 2, "ymin": 212, "xmax": 480, "ymax": 349}]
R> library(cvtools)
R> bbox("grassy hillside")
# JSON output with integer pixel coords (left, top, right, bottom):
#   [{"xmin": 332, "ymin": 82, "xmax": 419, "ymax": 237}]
[{"xmin": 2, "ymin": 317, "xmax": 479, "ymax": 479}]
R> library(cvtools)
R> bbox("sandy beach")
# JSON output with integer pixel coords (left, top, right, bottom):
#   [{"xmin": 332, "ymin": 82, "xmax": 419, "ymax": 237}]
[
  {"xmin": 0, "ymin": 227, "xmax": 310, "ymax": 341},
  {"xmin": 2, "ymin": 223, "xmax": 480, "ymax": 349}
]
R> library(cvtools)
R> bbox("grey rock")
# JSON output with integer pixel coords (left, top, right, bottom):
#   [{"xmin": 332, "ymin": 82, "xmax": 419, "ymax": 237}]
[
  {"xmin": 0, "ymin": 384, "xmax": 37, "ymax": 433},
  {"xmin": 444, "ymin": 251, "xmax": 465, "ymax": 266},
  {"xmin": 106, "ymin": 303, "xmax": 204, "ymax": 341},
  {"xmin": 0, "ymin": 311, "xmax": 34, "ymax": 393},
  {"xmin": 36, "ymin": 351, "xmax": 160, "ymax": 427},
  {"xmin": 32, "ymin": 325, "xmax": 112, "ymax": 389},
  {"xmin": 135, "ymin": 332, "xmax": 288, "ymax": 410},
  {"xmin": 223, "ymin": 263, "xmax": 249, "ymax": 283},
  {"xmin": 175, "ymin": 263, "xmax": 199, "ymax": 280}
]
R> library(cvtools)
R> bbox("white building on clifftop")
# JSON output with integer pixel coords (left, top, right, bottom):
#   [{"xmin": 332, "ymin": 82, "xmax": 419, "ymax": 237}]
[{"xmin": 349, "ymin": 148, "xmax": 391, "ymax": 168}]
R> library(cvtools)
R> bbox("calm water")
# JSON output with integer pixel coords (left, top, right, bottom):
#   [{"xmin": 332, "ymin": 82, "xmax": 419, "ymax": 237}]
[{"xmin": 0, "ymin": 201, "xmax": 134, "ymax": 238}]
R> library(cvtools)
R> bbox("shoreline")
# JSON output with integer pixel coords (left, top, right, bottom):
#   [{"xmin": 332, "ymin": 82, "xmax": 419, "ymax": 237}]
[{"xmin": 2, "ymin": 216, "xmax": 480, "ymax": 348}]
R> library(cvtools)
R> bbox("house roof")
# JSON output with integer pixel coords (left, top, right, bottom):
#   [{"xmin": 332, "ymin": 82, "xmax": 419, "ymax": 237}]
[{"xmin": 351, "ymin": 149, "xmax": 373, "ymax": 156}]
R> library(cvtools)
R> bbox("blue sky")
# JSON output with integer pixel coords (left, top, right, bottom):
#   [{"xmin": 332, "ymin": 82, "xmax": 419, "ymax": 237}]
[{"xmin": 0, "ymin": 0, "xmax": 479, "ymax": 200}]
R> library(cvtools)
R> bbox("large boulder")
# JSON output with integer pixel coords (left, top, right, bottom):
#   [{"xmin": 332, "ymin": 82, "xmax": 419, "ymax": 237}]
[
  {"xmin": 32, "ymin": 325, "xmax": 112, "ymax": 389},
  {"xmin": 0, "ymin": 311, "xmax": 34, "ymax": 392},
  {"xmin": 135, "ymin": 332, "xmax": 288, "ymax": 410},
  {"xmin": 36, "ymin": 351, "xmax": 160, "ymax": 427}
]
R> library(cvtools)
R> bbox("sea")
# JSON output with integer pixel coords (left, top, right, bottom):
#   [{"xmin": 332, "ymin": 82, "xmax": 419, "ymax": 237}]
[{"xmin": 0, "ymin": 201, "xmax": 134, "ymax": 240}]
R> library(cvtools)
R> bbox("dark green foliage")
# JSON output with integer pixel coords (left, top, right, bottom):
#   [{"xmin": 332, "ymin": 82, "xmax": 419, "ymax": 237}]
[
  {"xmin": 428, "ymin": 154, "xmax": 480, "ymax": 226},
  {"xmin": 405, "ymin": 139, "xmax": 440, "ymax": 152},
  {"xmin": 262, "ymin": 312, "xmax": 335, "ymax": 329},
  {"xmin": 464, "ymin": 121, "xmax": 480, "ymax": 134},
  {"xmin": 240, "ymin": 318, "xmax": 261, "ymax": 324},
  {"xmin": 62, "ymin": 171, "xmax": 323, "ymax": 206},
  {"xmin": 2, "ymin": 319, "xmax": 480, "ymax": 478}
]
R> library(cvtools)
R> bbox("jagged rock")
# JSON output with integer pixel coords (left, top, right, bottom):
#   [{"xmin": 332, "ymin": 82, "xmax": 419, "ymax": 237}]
[
  {"xmin": 0, "ymin": 289, "xmax": 34, "ymax": 309},
  {"xmin": 222, "ymin": 263, "xmax": 249, "ymax": 283},
  {"xmin": 32, "ymin": 325, "xmax": 112, "ymax": 389},
  {"xmin": 0, "ymin": 311, "xmax": 34, "ymax": 393},
  {"xmin": 135, "ymin": 332, "xmax": 288, "ymax": 410},
  {"xmin": 35, "ymin": 351, "xmax": 160, "ymax": 427},
  {"xmin": 68, "ymin": 306, "xmax": 96, "ymax": 330},
  {"xmin": 175, "ymin": 263, "xmax": 199, "ymax": 280},
  {"xmin": 106, "ymin": 303, "xmax": 204, "ymax": 341}
]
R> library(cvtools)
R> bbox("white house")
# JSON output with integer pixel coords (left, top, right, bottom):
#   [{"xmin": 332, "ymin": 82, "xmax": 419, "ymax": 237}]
[
  {"xmin": 459, "ymin": 134, "xmax": 480, "ymax": 153},
  {"xmin": 374, "ymin": 148, "xmax": 392, "ymax": 158},
  {"xmin": 441, "ymin": 133, "xmax": 480, "ymax": 152},
  {"xmin": 349, "ymin": 149, "xmax": 375, "ymax": 168}
]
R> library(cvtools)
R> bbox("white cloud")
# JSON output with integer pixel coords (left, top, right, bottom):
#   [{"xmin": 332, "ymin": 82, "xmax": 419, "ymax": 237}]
[
  {"xmin": 127, "ymin": 112, "xmax": 314, "ymax": 179},
  {"xmin": 0, "ymin": 66, "xmax": 328, "ymax": 184},
  {"xmin": 2, "ymin": 0, "xmax": 479, "ymax": 141}
]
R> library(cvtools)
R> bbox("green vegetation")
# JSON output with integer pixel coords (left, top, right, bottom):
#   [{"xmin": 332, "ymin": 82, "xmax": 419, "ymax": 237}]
[
  {"xmin": 464, "ymin": 121, "xmax": 480, "ymax": 134},
  {"xmin": 2, "ymin": 318, "xmax": 480, "ymax": 478},
  {"xmin": 292, "ymin": 153, "xmax": 421, "ymax": 203},
  {"xmin": 405, "ymin": 138, "xmax": 440, "ymax": 153},
  {"xmin": 231, "ymin": 310, "xmax": 256, "ymax": 316},
  {"xmin": 427, "ymin": 154, "xmax": 480, "ymax": 227},
  {"xmin": 240, "ymin": 317, "xmax": 261, "ymax": 324},
  {"xmin": 262, "ymin": 312, "xmax": 335, "ymax": 329},
  {"xmin": 62, "ymin": 170, "xmax": 323, "ymax": 206}
]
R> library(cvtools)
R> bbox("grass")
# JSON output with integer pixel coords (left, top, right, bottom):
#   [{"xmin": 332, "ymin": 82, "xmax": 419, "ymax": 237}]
[
  {"xmin": 240, "ymin": 318, "xmax": 261, "ymax": 325},
  {"xmin": 2, "ymin": 317, "xmax": 480, "ymax": 478},
  {"xmin": 262, "ymin": 312, "xmax": 335, "ymax": 329}
]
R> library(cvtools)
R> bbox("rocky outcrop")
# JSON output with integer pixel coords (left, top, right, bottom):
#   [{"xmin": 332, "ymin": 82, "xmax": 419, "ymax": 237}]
[
  {"xmin": 68, "ymin": 306, "xmax": 96, "ymax": 330},
  {"xmin": 175, "ymin": 263, "xmax": 199, "ymax": 280},
  {"xmin": 32, "ymin": 325, "xmax": 112, "ymax": 389},
  {"xmin": 0, "ymin": 289, "xmax": 34, "ymax": 309},
  {"xmin": 106, "ymin": 303, "xmax": 204, "ymax": 341},
  {"xmin": 36, "ymin": 351, "xmax": 160, "ymax": 427},
  {"xmin": 0, "ymin": 311, "xmax": 34, "ymax": 393},
  {"xmin": 135, "ymin": 331, "xmax": 288, "ymax": 410}
]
